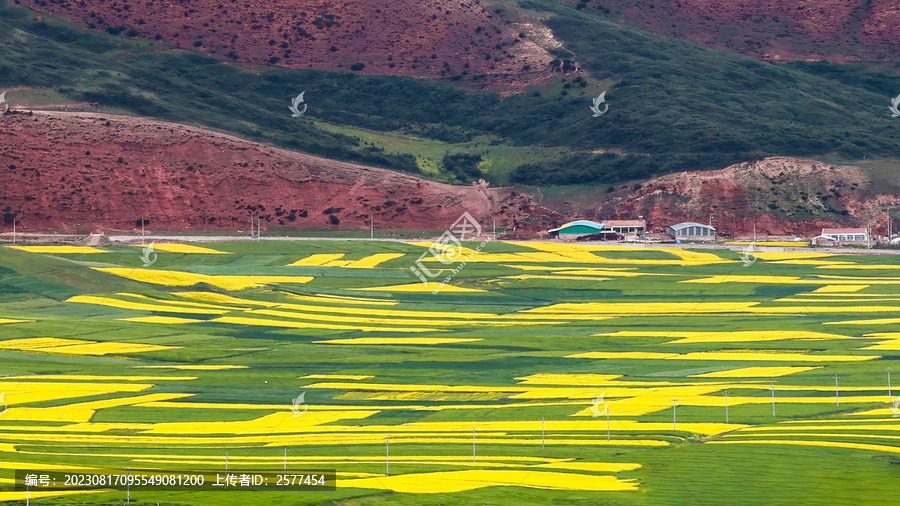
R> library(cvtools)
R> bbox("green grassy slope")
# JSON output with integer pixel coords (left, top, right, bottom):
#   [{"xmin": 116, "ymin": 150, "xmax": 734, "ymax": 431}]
[{"xmin": 1, "ymin": 0, "xmax": 899, "ymax": 186}]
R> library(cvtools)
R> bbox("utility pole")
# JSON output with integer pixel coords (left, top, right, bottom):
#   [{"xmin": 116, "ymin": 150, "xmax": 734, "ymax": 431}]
[
  {"xmin": 472, "ymin": 427, "xmax": 477, "ymax": 462},
  {"xmin": 724, "ymin": 390, "xmax": 729, "ymax": 424},
  {"xmin": 283, "ymin": 447, "xmax": 288, "ymax": 472},
  {"xmin": 493, "ymin": 218, "xmax": 496, "ymax": 241},
  {"xmin": 257, "ymin": 217, "xmax": 261, "ymax": 241},
  {"xmin": 606, "ymin": 407, "xmax": 611, "ymax": 441},
  {"xmin": 540, "ymin": 417, "xmax": 546, "ymax": 451},
  {"xmin": 385, "ymin": 438, "xmax": 390, "ymax": 477},
  {"xmin": 771, "ymin": 385, "xmax": 776, "ymax": 416},
  {"xmin": 834, "ymin": 375, "xmax": 840, "ymax": 406},
  {"xmin": 371, "ymin": 216, "xmax": 374, "ymax": 239},
  {"xmin": 672, "ymin": 399, "xmax": 678, "ymax": 430},
  {"xmin": 888, "ymin": 367, "xmax": 893, "ymax": 398}
]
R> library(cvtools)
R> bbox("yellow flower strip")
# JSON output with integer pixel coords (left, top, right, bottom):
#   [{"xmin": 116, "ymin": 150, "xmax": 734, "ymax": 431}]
[
  {"xmin": 313, "ymin": 338, "xmax": 482, "ymax": 345},
  {"xmin": 594, "ymin": 330, "xmax": 852, "ymax": 343},
  {"xmin": 181, "ymin": 293, "xmax": 497, "ymax": 319},
  {"xmin": 67, "ymin": 295, "xmax": 227, "ymax": 314},
  {"xmin": 211, "ymin": 316, "xmax": 438, "ymax": 333},
  {"xmin": 0, "ymin": 318, "xmax": 30, "ymax": 324},
  {"xmin": 283, "ymin": 292, "xmax": 397, "ymax": 306},
  {"xmin": 689, "ymin": 367, "xmax": 821, "ymax": 378},
  {"xmin": 135, "ymin": 365, "xmax": 247, "ymax": 370},
  {"xmin": 343, "ymin": 253, "xmax": 406, "ymax": 268},
  {"xmin": 93, "ymin": 267, "xmax": 313, "ymax": 290},
  {"xmin": 300, "ymin": 374, "xmax": 374, "ymax": 380},
  {"xmin": 353, "ymin": 282, "xmax": 486, "ymax": 293},
  {"xmin": 289, "ymin": 254, "xmax": 346, "ymax": 266},
  {"xmin": 37, "ymin": 342, "xmax": 177, "ymax": 356},
  {"xmin": 136, "ymin": 243, "xmax": 230, "ymax": 254},
  {"xmin": 5, "ymin": 375, "xmax": 194, "ymax": 381},
  {"xmin": 250, "ymin": 309, "xmax": 523, "ymax": 327}
]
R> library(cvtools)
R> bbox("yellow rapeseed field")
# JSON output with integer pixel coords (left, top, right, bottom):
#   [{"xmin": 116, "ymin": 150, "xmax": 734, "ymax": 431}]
[
  {"xmin": 175, "ymin": 291, "xmax": 275, "ymax": 306},
  {"xmin": 211, "ymin": 315, "xmax": 437, "ymax": 333},
  {"xmin": 300, "ymin": 374, "xmax": 374, "ymax": 380},
  {"xmin": 137, "ymin": 243, "xmax": 230, "ymax": 254},
  {"xmin": 523, "ymin": 302, "xmax": 759, "ymax": 314},
  {"xmin": 344, "ymin": 253, "xmax": 406, "ymax": 268},
  {"xmin": 338, "ymin": 470, "xmax": 639, "ymax": 493},
  {"xmin": 536, "ymin": 462, "xmax": 642, "ymax": 473},
  {"xmin": 251, "ymin": 308, "xmax": 522, "ymax": 327},
  {"xmin": 92, "ymin": 267, "xmax": 313, "ymax": 290},
  {"xmin": 0, "ymin": 381, "xmax": 151, "ymax": 405},
  {"xmin": 0, "ymin": 318, "xmax": 30, "ymax": 324},
  {"xmin": 0, "ymin": 492, "xmax": 104, "ymax": 502},
  {"xmin": 741, "ymin": 423, "xmax": 900, "ymax": 432},
  {"xmin": 502, "ymin": 274, "xmax": 613, "ymax": 282},
  {"xmin": 752, "ymin": 252, "xmax": 831, "ymax": 260},
  {"xmin": 313, "ymin": 338, "xmax": 482, "ymax": 345},
  {"xmin": 354, "ymin": 282, "xmax": 486, "ymax": 293},
  {"xmin": 135, "ymin": 365, "xmax": 247, "ymax": 370},
  {"xmin": 39, "ymin": 342, "xmax": 178, "ymax": 356},
  {"xmin": 593, "ymin": 330, "xmax": 852, "ymax": 343},
  {"xmin": 182, "ymin": 293, "xmax": 494, "ymax": 319},
  {"xmin": 670, "ymin": 351, "xmax": 877, "ymax": 362},
  {"xmin": 0, "ymin": 337, "xmax": 177, "ymax": 355},
  {"xmin": 117, "ymin": 293, "xmax": 241, "ymax": 310},
  {"xmin": 289, "ymin": 253, "xmax": 347, "ymax": 266},
  {"xmin": 5, "ymin": 375, "xmax": 194, "ymax": 381},
  {"xmin": 690, "ymin": 367, "xmax": 821, "ymax": 378},
  {"xmin": 67, "ymin": 295, "xmax": 228, "ymax": 314},
  {"xmin": 408, "ymin": 242, "xmax": 481, "ymax": 257},
  {"xmin": 515, "ymin": 374, "xmax": 623, "ymax": 385},
  {"xmin": 814, "ymin": 285, "xmax": 868, "ymax": 293},
  {"xmin": 0, "ymin": 337, "xmax": 87, "ymax": 349},
  {"xmin": 826, "ymin": 317, "xmax": 900, "ymax": 326},
  {"xmin": 288, "ymin": 292, "xmax": 397, "ymax": 305}
]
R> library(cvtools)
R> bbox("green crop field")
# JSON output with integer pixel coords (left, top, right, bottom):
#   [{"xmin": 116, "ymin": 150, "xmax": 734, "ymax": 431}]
[{"xmin": 1, "ymin": 240, "xmax": 899, "ymax": 504}]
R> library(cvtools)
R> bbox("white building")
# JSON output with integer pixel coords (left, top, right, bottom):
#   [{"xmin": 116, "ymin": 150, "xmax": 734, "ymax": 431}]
[{"xmin": 666, "ymin": 222, "xmax": 716, "ymax": 241}]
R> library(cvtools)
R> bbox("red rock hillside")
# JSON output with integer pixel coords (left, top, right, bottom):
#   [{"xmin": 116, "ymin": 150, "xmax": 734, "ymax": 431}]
[
  {"xmin": 20, "ymin": 0, "xmax": 555, "ymax": 86},
  {"xmin": 0, "ymin": 111, "xmax": 561, "ymax": 235},
  {"xmin": 587, "ymin": 157, "xmax": 900, "ymax": 237}
]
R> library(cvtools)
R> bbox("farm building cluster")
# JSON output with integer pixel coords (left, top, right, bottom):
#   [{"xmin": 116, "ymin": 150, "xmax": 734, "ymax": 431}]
[
  {"xmin": 548, "ymin": 219, "xmax": 716, "ymax": 243},
  {"xmin": 547, "ymin": 220, "xmax": 873, "ymax": 247}
]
